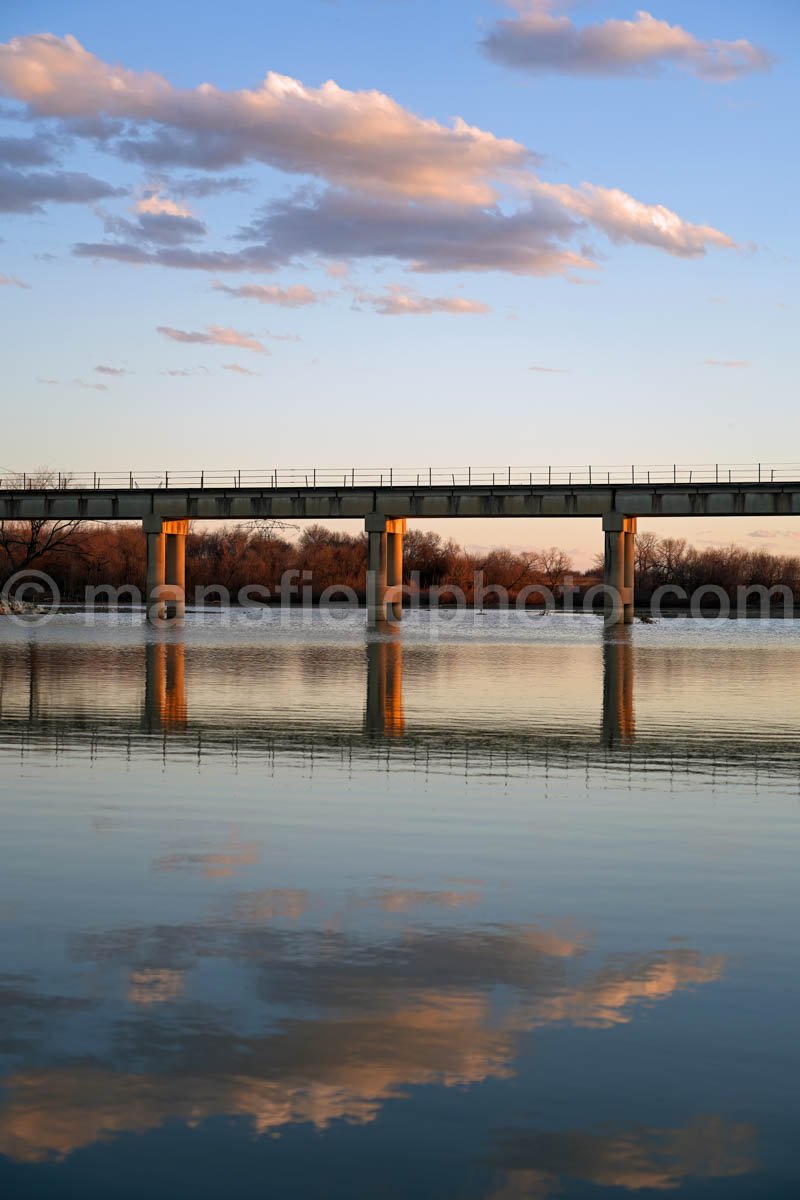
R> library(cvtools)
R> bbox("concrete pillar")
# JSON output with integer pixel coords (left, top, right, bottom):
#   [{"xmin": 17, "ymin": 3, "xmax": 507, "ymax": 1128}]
[
  {"xmin": 165, "ymin": 531, "xmax": 186, "ymax": 620},
  {"xmin": 143, "ymin": 517, "xmax": 188, "ymax": 624},
  {"xmin": 386, "ymin": 518, "xmax": 406, "ymax": 621},
  {"xmin": 365, "ymin": 513, "xmax": 388, "ymax": 626},
  {"xmin": 602, "ymin": 514, "xmax": 635, "ymax": 625},
  {"xmin": 364, "ymin": 638, "xmax": 404, "ymax": 737},
  {"xmin": 624, "ymin": 517, "xmax": 637, "ymax": 625},
  {"xmin": 602, "ymin": 628, "xmax": 635, "ymax": 747},
  {"xmin": 144, "ymin": 516, "xmax": 166, "ymax": 623}
]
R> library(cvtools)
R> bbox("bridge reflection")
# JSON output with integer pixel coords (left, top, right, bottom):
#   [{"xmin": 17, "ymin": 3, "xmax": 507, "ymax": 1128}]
[{"xmin": 1, "ymin": 626, "xmax": 798, "ymax": 783}]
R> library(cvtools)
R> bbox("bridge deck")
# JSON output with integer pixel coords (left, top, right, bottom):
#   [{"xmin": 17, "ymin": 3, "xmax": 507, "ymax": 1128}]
[{"xmin": 2, "ymin": 476, "xmax": 800, "ymax": 521}]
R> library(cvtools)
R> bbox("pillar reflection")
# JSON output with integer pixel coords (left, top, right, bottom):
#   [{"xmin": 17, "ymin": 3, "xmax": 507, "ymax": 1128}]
[
  {"xmin": 602, "ymin": 628, "xmax": 635, "ymax": 747},
  {"xmin": 364, "ymin": 637, "xmax": 405, "ymax": 737},
  {"xmin": 144, "ymin": 641, "xmax": 187, "ymax": 731}
]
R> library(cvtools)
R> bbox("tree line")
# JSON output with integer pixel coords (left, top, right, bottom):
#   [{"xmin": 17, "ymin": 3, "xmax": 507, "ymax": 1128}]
[{"xmin": 0, "ymin": 519, "xmax": 798, "ymax": 605}]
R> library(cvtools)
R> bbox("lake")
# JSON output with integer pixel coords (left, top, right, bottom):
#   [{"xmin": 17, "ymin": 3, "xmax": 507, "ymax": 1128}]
[{"xmin": 0, "ymin": 610, "xmax": 797, "ymax": 1198}]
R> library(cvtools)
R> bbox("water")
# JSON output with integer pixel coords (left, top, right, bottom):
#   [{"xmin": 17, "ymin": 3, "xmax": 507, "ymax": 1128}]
[{"xmin": 0, "ymin": 611, "xmax": 797, "ymax": 1198}]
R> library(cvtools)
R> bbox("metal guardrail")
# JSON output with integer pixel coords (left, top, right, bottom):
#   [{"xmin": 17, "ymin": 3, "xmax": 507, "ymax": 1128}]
[{"xmin": 0, "ymin": 464, "xmax": 798, "ymax": 491}]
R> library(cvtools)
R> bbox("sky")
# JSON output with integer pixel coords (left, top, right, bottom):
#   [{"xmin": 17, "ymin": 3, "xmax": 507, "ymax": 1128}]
[{"xmin": 0, "ymin": 0, "xmax": 797, "ymax": 565}]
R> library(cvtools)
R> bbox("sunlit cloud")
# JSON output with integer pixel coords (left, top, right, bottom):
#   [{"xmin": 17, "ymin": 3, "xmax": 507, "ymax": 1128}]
[
  {"xmin": 212, "ymin": 280, "xmax": 320, "ymax": 307},
  {"xmin": 533, "ymin": 180, "xmax": 736, "ymax": 257},
  {"xmin": 0, "ymin": 271, "xmax": 29, "ymax": 288},
  {"xmin": 482, "ymin": 3, "xmax": 773, "ymax": 82},
  {"xmin": 529, "ymin": 365, "xmax": 566, "ymax": 373},
  {"xmin": 156, "ymin": 325, "xmax": 268, "ymax": 354},
  {"xmin": 94, "ymin": 364, "xmax": 129, "ymax": 376},
  {"xmin": 352, "ymin": 284, "xmax": 490, "ymax": 315},
  {"xmin": 135, "ymin": 190, "xmax": 191, "ymax": 218},
  {"xmin": 222, "ymin": 362, "xmax": 261, "ymax": 376},
  {"xmin": 0, "ymin": 33, "xmax": 528, "ymax": 204},
  {"xmin": 704, "ymin": 358, "xmax": 750, "ymax": 368},
  {"xmin": 0, "ymin": 33, "xmax": 736, "ymax": 280}
]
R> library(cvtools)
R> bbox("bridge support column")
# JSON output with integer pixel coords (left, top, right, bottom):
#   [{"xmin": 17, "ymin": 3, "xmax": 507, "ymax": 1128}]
[
  {"xmin": 603, "ymin": 514, "xmax": 636, "ymax": 625},
  {"xmin": 624, "ymin": 517, "xmax": 637, "ymax": 624},
  {"xmin": 143, "ymin": 517, "xmax": 188, "ymax": 623},
  {"xmin": 365, "ymin": 513, "xmax": 388, "ymax": 626},
  {"xmin": 386, "ymin": 518, "xmax": 406, "ymax": 621}
]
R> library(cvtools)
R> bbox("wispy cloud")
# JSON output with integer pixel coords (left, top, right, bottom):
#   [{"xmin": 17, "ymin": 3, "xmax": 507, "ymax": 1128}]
[
  {"xmin": 212, "ymin": 281, "xmax": 320, "ymax": 307},
  {"xmin": 223, "ymin": 362, "xmax": 260, "ymax": 376},
  {"xmin": 352, "ymin": 284, "xmax": 490, "ymax": 315},
  {"xmin": 74, "ymin": 377, "xmax": 108, "ymax": 391},
  {"xmin": 529, "ymin": 365, "xmax": 566, "ymax": 373},
  {"xmin": 0, "ymin": 271, "xmax": 29, "ymax": 288},
  {"xmin": 94, "ymin": 364, "xmax": 129, "ymax": 376},
  {"xmin": 156, "ymin": 324, "xmax": 268, "ymax": 353},
  {"xmin": 482, "ymin": 3, "xmax": 773, "ymax": 82},
  {"xmin": 704, "ymin": 358, "xmax": 750, "ymax": 368}
]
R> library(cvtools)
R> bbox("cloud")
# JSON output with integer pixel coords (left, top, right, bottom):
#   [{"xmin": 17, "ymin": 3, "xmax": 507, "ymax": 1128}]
[
  {"xmin": 0, "ymin": 271, "xmax": 29, "ymax": 288},
  {"xmin": 135, "ymin": 191, "xmax": 191, "ymax": 218},
  {"xmin": 0, "ymin": 164, "xmax": 121, "ymax": 213},
  {"xmin": 482, "ymin": 3, "xmax": 773, "ymax": 81},
  {"xmin": 529, "ymin": 365, "xmax": 566, "ymax": 373},
  {"xmin": 0, "ymin": 33, "xmax": 528, "ymax": 204},
  {"xmin": 73, "ymin": 377, "xmax": 108, "ymax": 391},
  {"xmin": 352, "ymin": 284, "xmax": 490, "ymax": 315},
  {"xmin": 167, "ymin": 173, "xmax": 253, "ymax": 197},
  {"xmin": 747, "ymin": 529, "xmax": 800, "ymax": 543},
  {"xmin": 240, "ymin": 187, "xmax": 595, "ymax": 276},
  {"xmin": 157, "ymin": 324, "xmax": 267, "ymax": 354},
  {"xmin": 0, "ymin": 34, "xmax": 735, "ymax": 278},
  {"xmin": 223, "ymin": 362, "xmax": 260, "ymax": 376},
  {"xmin": 212, "ymin": 280, "xmax": 320, "ymax": 307},
  {"xmin": 533, "ymin": 180, "xmax": 736, "ymax": 256},
  {"xmin": 96, "ymin": 199, "xmax": 208, "ymax": 247},
  {"xmin": 37, "ymin": 377, "xmax": 59, "ymax": 384},
  {"xmin": 0, "ymin": 133, "xmax": 55, "ymax": 166},
  {"xmin": 94, "ymin": 364, "xmax": 129, "ymax": 376},
  {"xmin": 704, "ymin": 357, "xmax": 750, "ymax": 368}
]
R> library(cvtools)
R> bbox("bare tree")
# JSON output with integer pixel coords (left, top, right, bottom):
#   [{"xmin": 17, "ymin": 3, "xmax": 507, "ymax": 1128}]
[
  {"xmin": 534, "ymin": 546, "xmax": 573, "ymax": 590},
  {"xmin": 0, "ymin": 472, "xmax": 82, "ymax": 586}
]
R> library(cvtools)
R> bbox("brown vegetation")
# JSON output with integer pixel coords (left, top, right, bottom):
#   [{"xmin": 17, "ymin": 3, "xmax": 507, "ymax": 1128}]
[{"xmin": 1, "ymin": 520, "xmax": 798, "ymax": 606}]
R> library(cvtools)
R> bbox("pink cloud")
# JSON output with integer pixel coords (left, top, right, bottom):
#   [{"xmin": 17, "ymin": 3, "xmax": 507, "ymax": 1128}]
[
  {"xmin": 156, "ymin": 324, "xmax": 267, "ymax": 353},
  {"xmin": 212, "ymin": 281, "xmax": 320, "ymax": 308},
  {"xmin": 483, "ymin": 4, "xmax": 773, "ymax": 82}
]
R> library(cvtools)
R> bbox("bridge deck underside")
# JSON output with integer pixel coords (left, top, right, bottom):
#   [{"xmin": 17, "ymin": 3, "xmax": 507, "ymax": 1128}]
[{"xmin": 3, "ymin": 482, "xmax": 800, "ymax": 521}]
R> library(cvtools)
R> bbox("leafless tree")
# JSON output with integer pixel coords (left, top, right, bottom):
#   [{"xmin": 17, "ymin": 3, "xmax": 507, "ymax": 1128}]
[
  {"xmin": 0, "ymin": 472, "xmax": 83, "ymax": 586},
  {"xmin": 534, "ymin": 546, "xmax": 573, "ymax": 590}
]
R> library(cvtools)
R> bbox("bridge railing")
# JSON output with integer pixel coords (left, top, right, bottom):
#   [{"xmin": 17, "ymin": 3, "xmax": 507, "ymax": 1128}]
[{"xmin": 0, "ymin": 464, "xmax": 799, "ymax": 491}]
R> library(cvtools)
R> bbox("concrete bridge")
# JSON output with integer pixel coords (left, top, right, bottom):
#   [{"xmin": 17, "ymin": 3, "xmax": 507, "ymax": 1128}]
[{"xmin": 3, "ymin": 463, "xmax": 799, "ymax": 625}]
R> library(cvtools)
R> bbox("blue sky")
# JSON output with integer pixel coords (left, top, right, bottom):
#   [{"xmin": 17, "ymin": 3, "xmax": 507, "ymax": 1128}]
[{"xmin": 0, "ymin": 1, "xmax": 796, "ymax": 563}]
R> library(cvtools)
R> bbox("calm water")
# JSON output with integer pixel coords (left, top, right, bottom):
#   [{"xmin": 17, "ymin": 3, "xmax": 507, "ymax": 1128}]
[{"xmin": 0, "ymin": 611, "xmax": 798, "ymax": 1198}]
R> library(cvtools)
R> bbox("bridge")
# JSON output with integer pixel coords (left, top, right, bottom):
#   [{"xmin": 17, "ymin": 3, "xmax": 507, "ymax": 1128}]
[{"xmin": 3, "ymin": 462, "xmax": 800, "ymax": 626}]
